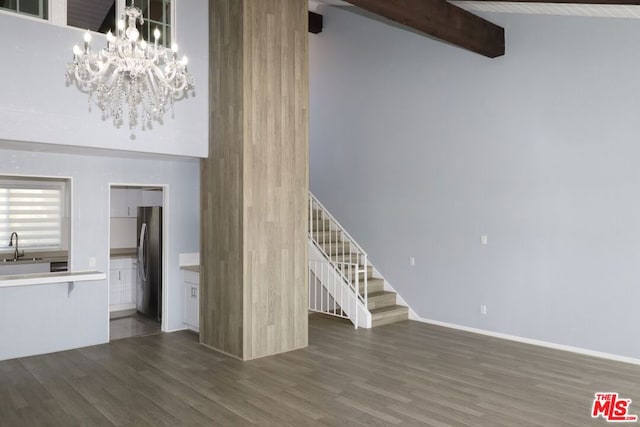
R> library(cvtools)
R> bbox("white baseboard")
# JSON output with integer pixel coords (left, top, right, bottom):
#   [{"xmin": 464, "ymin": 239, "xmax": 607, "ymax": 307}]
[
  {"xmin": 411, "ymin": 315, "xmax": 640, "ymax": 366},
  {"xmin": 164, "ymin": 326, "xmax": 189, "ymax": 333},
  {"xmin": 348, "ymin": 252, "xmax": 639, "ymax": 365}
]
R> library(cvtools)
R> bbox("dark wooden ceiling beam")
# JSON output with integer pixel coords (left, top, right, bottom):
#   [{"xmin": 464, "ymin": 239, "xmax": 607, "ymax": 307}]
[
  {"xmin": 345, "ymin": 0, "xmax": 505, "ymax": 58},
  {"xmin": 468, "ymin": 0, "xmax": 640, "ymax": 3}
]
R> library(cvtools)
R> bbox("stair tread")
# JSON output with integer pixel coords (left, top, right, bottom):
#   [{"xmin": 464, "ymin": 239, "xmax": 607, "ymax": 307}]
[
  {"xmin": 359, "ymin": 278, "xmax": 384, "ymax": 291},
  {"xmin": 336, "ymin": 252, "xmax": 364, "ymax": 265},
  {"xmin": 370, "ymin": 305, "xmax": 408, "ymax": 315},
  {"xmin": 367, "ymin": 291, "xmax": 396, "ymax": 298}
]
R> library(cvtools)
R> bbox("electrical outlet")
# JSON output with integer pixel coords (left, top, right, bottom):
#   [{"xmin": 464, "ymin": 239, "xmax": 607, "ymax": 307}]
[
  {"xmin": 480, "ymin": 304, "xmax": 487, "ymax": 315},
  {"xmin": 481, "ymin": 235, "xmax": 488, "ymax": 245},
  {"xmin": 409, "ymin": 256, "xmax": 415, "ymax": 266}
]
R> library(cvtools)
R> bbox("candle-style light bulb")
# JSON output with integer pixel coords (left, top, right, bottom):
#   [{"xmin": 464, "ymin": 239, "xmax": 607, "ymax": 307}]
[
  {"xmin": 83, "ymin": 31, "xmax": 92, "ymax": 43},
  {"xmin": 140, "ymin": 40, "xmax": 147, "ymax": 50},
  {"xmin": 73, "ymin": 44, "xmax": 82, "ymax": 56},
  {"xmin": 153, "ymin": 28, "xmax": 161, "ymax": 41},
  {"xmin": 106, "ymin": 30, "xmax": 115, "ymax": 43},
  {"xmin": 171, "ymin": 43, "xmax": 178, "ymax": 53},
  {"xmin": 180, "ymin": 56, "xmax": 188, "ymax": 66}
]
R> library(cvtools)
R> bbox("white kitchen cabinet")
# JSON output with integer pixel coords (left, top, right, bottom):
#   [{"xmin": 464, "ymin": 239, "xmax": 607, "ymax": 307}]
[
  {"xmin": 111, "ymin": 188, "xmax": 142, "ymax": 218},
  {"xmin": 109, "ymin": 266, "xmax": 122, "ymax": 306},
  {"xmin": 141, "ymin": 189, "xmax": 163, "ymax": 207},
  {"xmin": 129, "ymin": 261, "xmax": 137, "ymax": 304},
  {"xmin": 183, "ymin": 269, "xmax": 199, "ymax": 332},
  {"xmin": 110, "ymin": 257, "xmax": 137, "ymax": 311},
  {"xmin": 110, "ymin": 188, "xmax": 127, "ymax": 217}
]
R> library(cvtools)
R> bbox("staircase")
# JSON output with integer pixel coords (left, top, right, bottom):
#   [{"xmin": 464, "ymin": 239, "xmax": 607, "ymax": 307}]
[{"xmin": 308, "ymin": 193, "xmax": 408, "ymax": 328}]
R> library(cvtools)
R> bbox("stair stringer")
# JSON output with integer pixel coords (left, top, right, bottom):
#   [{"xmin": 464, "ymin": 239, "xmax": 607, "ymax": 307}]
[
  {"xmin": 369, "ymin": 264, "xmax": 420, "ymax": 320},
  {"xmin": 309, "ymin": 241, "xmax": 372, "ymax": 328}
]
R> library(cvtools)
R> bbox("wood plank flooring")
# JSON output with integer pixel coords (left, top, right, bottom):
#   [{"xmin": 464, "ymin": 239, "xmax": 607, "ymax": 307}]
[
  {"xmin": 1, "ymin": 314, "xmax": 638, "ymax": 426},
  {"xmin": 109, "ymin": 314, "xmax": 161, "ymax": 341}
]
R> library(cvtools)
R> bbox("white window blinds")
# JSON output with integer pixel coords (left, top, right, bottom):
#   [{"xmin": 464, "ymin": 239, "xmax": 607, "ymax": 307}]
[{"xmin": 0, "ymin": 181, "xmax": 65, "ymax": 250}]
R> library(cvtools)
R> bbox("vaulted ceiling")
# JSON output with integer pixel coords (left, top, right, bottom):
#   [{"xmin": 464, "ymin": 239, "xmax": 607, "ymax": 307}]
[{"xmin": 67, "ymin": 0, "xmax": 114, "ymax": 32}]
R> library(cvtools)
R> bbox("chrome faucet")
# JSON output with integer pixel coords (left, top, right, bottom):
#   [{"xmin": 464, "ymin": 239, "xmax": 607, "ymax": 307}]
[{"xmin": 8, "ymin": 232, "xmax": 24, "ymax": 262}]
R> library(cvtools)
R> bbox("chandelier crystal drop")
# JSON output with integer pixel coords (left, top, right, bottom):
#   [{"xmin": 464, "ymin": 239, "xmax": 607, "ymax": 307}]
[{"xmin": 65, "ymin": 3, "xmax": 194, "ymax": 130}]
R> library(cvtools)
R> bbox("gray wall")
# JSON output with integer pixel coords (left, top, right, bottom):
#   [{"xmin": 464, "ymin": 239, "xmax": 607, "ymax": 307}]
[
  {"xmin": 0, "ymin": 148, "xmax": 199, "ymax": 361},
  {"xmin": 310, "ymin": 8, "xmax": 640, "ymax": 359},
  {"xmin": 0, "ymin": 1, "xmax": 208, "ymax": 157}
]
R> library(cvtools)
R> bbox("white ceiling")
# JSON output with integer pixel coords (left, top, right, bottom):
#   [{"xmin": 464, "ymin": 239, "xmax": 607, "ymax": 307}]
[
  {"xmin": 308, "ymin": 0, "xmax": 351, "ymax": 12},
  {"xmin": 451, "ymin": 1, "xmax": 640, "ymax": 19},
  {"xmin": 309, "ymin": 0, "xmax": 640, "ymax": 19}
]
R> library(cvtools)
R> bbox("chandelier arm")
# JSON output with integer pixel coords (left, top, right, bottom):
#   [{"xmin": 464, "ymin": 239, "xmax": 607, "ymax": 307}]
[
  {"xmin": 147, "ymin": 47, "xmax": 160, "ymax": 63},
  {"xmin": 150, "ymin": 63, "xmax": 187, "ymax": 91},
  {"xmin": 84, "ymin": 60, "xmax": 104, "ymax": 76},
  {"xmin": 73, "ymin": 67, "xmax": 100, "ymax": 85},
  {"xmin": 169, "ymin": 74, "xmax": 188, "ymax": 93},
  {"xmin": 149, "ymin": 63, "xmax": 172, "ymax": 84}
]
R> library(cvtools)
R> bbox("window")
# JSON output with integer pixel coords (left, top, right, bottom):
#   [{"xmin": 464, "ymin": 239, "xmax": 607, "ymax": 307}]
[
  {"xmin": 0, "ymin": 0, "xmax": 48, "ymax": 19},
  {"xmin": 140, "ymin": 0, "xmax": 172, "ymax": 47},
  {"xmin": 0, "ymin": 177, "xmax": 70, "ymax": 251},
  {"xmin": 66, "ymin": 0, "xmax": 172, "ymax": 44}
]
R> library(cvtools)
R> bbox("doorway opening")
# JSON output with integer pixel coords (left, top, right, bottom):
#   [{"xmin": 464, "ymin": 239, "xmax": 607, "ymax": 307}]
[{"xmin": 108, "ymin": 185, "xmax": 166, "ymax": 341}]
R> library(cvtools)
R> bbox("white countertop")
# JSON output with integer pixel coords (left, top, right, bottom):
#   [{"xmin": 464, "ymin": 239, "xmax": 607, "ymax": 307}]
[
  {"xmin": 181, "ymin": 265, "xmax": 200, "ymax": 273},
  {"xmin": 110, "ymin": 247, "xmax": 137, "ymax": 258},
  {"xmin": 0, "ymin": 271, "xmax": 106, "ymax": 288}
]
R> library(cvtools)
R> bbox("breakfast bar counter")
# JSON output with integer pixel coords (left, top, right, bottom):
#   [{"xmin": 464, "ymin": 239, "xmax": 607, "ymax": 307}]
[{"xmin": 0, "ymin": 270, "xmax": 106, "ymax": 288}]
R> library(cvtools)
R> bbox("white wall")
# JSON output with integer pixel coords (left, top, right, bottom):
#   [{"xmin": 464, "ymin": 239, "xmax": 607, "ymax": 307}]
[
  {"xmin": 0, "ymin": 148, "xmax": 200, "ymax": 361},
  {"xmin": 0, "ymin": 0, "xmax": 208, "ymax": 157},
  {"xmin": 310, "ymin": 8, "xmax": 640, "ymax": 359}
]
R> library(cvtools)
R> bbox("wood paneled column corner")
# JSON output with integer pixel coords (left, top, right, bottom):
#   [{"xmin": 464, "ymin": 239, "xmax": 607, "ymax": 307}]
[{"xmin": 201, "ymin": 0, "xmax": 309, "ymax": 361}]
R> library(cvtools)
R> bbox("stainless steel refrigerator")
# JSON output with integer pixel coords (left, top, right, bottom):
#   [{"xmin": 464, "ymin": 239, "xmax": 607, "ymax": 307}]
[{"xmin": 137, "ymin": 207, "xmax": 162, "ymax": 322}]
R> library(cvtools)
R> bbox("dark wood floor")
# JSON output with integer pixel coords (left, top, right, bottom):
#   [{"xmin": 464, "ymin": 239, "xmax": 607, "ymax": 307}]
[
  {"xmin": 1, "ymin": 314, "xmax": 638, "ymax": 426},
  {"xmin": 110, "ymin": 314, "xmax": 161, "ymax": 341}
]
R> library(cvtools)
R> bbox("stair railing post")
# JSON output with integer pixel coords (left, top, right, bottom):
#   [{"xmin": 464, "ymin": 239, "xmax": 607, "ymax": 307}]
[
  {"xmin": 308, "ymin": 194, "xmax": 312, "ymax": 242},
  {"xmin": 354, "ymin": 262, "xmax": 358, "ymax": 329},
  {"xmin": 363, "ymin": 253, "xmax": 368, "ymax": 311}
]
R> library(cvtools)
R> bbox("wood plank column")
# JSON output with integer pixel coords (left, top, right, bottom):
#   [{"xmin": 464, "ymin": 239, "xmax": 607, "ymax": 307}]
[{"xmin": 201, "ymin": 0, "xmax": 309, "ymax": 360}]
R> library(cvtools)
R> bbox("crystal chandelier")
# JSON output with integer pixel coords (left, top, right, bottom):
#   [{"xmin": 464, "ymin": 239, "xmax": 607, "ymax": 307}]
[{"xmin": 65, "ymin": 3, "xmax": 194, "ymax": 130}]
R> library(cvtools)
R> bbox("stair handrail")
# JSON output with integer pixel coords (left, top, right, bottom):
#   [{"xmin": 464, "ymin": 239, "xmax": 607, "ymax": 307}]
[
  {"xmin": 309, "ymin": 192, "xmax": 368, "ymax": 308},
  {"xmin": 309, "ymin": 192, "xmax": 369, "ymax": 256}
]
